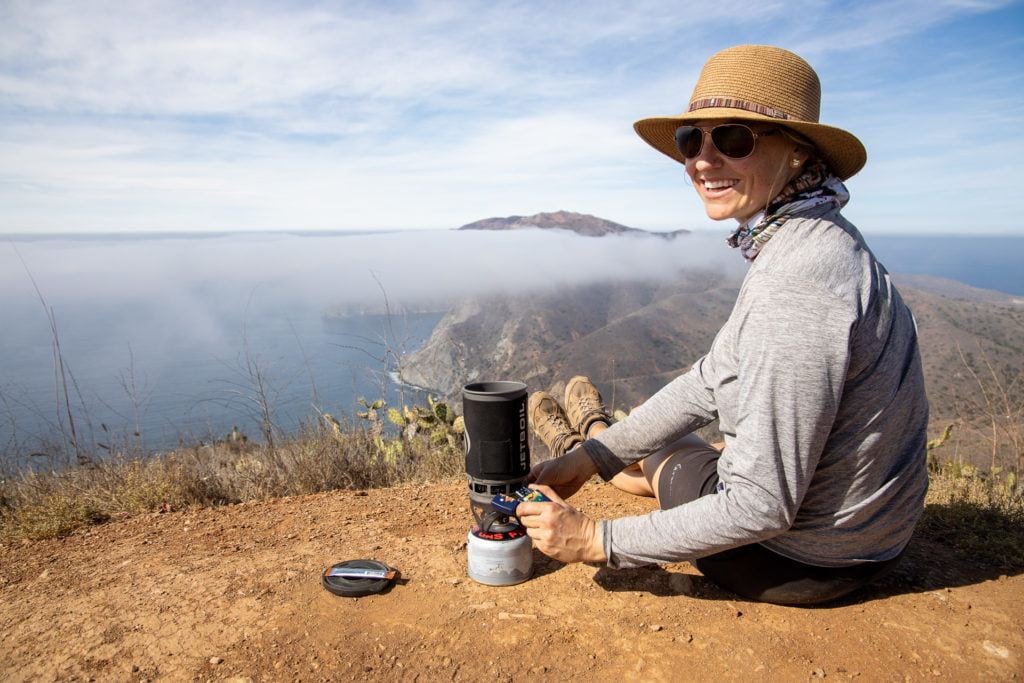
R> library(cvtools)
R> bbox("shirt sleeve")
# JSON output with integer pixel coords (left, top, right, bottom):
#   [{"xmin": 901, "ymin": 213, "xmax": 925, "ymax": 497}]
[{"xmin": 598, "ymin": 273, "xmax": 855, "ymax": 568}]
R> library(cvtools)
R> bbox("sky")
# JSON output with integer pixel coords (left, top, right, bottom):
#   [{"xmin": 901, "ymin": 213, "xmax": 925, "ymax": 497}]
[{"xmin": 1, "ymin": 0, "xmax": 1023, "ymax": 235}]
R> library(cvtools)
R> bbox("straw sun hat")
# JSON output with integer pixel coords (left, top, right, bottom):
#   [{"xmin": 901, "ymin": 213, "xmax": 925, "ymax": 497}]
[{"xmin": 634, "ymin": 45, "xmax": 866, "ymax": 180}]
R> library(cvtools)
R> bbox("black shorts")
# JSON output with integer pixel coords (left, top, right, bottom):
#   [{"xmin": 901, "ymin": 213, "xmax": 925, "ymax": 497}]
[{"xmin": 654, "ymin": 435, "xmax": 903, "ymax": 606}]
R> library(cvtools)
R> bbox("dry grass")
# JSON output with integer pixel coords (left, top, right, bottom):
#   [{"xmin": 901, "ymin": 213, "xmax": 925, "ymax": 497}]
[
  {"xmin": 1, "ymin": 419, "xmax": 463, "ymax": 541},
  {"xmin": 918, "ymin": 463, "xmax": 1024, "ymax": 569}
]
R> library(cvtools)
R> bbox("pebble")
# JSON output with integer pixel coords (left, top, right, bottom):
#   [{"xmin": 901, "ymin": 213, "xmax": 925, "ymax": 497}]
[
  {"xmin": 982, "ymin": 641, "xmax": 1010, "ymax": 659},
  {"xmin": 812, "ymin": 668, "xmax": 826, "ymax": 678},
  {"xmin": 469, "ymin": 601, "xmax": 497, "ymax": 610},
  {"xmin": 447, "ymin": 578, "xmax": 461, "ymax": 586},
  {"xmin": 649, "ymin": 624, "xmax": 663, "ymax": 632},
  {"xmin": 209, "ymin": 656, "xmax": 224, "ymax": 665}
]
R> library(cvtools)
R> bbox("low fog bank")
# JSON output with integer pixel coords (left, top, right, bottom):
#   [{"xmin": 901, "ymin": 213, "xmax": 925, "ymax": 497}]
[
  {"xmin": 2, "ymin": 229, "xmax": 743, "ymax": 333},
  {"xmin": 0, "ymin": 229, "xmax": 741, "ymax": 457}
]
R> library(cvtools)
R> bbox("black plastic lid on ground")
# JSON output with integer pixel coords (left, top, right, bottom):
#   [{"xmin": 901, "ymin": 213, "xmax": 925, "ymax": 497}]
[{"xmin": 321, "ymin": 560, "xmax": 399, "ymax": 598}]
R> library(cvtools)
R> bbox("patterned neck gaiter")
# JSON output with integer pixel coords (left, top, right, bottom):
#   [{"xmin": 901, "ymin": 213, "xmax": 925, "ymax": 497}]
[{"xmin": 726, "ymin": 159, "xmax": 851, "ymax": 262}]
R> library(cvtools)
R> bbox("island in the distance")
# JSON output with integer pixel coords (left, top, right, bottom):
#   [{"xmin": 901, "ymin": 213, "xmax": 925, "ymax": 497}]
[{"xmin": 457, "ymin": 210, "xmax": 689, "ymax": 238}]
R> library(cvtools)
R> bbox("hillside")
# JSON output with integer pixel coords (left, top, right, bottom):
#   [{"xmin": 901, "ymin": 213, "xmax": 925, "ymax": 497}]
[
  {"xmin": 404, "ymin": 271, "xmax": 1024, "ymax": 455},
  {"xmin": 2, "ymin": 479, "xmax": 1021, "ymax": 681},
  {"xmin": 401, "ymin": 271, "xmax": 735, "ymax": 412},
  {"xmin": 457, "ymin": 210, "xmax": 688, "ymax": 238}
]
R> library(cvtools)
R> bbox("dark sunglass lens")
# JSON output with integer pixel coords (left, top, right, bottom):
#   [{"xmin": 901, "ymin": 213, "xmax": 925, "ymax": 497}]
[
  {"xmin": 674, "ymin": 126, "xmax": 703, "ymax": 158},
  {"xmin": 712, "ymin": 125, "xmax": 756, "ymax": 158}
]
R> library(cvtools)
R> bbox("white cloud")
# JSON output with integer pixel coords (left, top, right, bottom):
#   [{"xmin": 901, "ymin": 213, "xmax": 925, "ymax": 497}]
[{"xmin": 1, "ymin": 0, "xmax": 1021, "ymax": 234}]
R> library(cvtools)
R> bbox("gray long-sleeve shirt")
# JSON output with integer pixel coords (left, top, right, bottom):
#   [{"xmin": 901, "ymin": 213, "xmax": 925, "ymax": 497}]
[{"xmin": 582, "ymin": 205, "xmax": 929, "ymax": 569}]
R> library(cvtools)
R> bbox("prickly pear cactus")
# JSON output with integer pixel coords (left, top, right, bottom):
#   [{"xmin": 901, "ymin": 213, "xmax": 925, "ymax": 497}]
[{"xmin": 355, "ymin": 396, "xmax": 465, "ymax": 469}]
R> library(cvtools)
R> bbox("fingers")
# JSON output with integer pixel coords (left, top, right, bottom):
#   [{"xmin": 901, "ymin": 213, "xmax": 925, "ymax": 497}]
[
  {"xmin": 517, "ymin": 502, "xmax": 602, "ymax": 564},
  {"xmin": 528, "ymin": 483, "xmax": 564, "ymax": 504},
  {"xmin": 527, "ymin": 461, "xmax": 548, "ymax": 484},
  {"xmin": 516, "ymin": 499, "xmax": 557, "ymax": 520}
]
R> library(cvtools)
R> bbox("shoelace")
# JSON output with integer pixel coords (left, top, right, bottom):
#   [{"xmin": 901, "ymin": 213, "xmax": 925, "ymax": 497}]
[
  {"xmin": 576, "ymin": 396, "xmax": 602, "ymax": 414},
  {"xmin": 540, "ymin": 412, "xmax": 572, "ymax": 436},
  {"xmin": 538, "ymin": 411, "xmax": 578, "ymax": 455}
]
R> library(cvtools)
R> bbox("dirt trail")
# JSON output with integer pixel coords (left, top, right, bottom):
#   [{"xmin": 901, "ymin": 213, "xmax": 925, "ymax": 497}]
[{"xmin": 1, "ymin": 480, "xmax": 1021, "ymax": 681}]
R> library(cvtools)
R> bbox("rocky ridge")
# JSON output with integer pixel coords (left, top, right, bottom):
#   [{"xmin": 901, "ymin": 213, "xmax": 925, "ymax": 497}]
[
  {"xmin": 403, "ymin": 270, "xmax": 1024, "ymax": 451},
  {"xmin": 457, "ymin": 210, "xmax": 688, "ymax": 238}
]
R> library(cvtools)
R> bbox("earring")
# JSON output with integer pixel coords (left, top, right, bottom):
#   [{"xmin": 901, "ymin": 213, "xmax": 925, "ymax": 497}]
[{"xmin": 790, "ymin": 158, "xmax": 801, "ymax": 167}]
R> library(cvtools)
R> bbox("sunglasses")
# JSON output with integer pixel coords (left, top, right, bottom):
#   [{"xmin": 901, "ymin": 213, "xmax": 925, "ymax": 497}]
[{"xmin": 674, "ymin": 124, "xmax": 779, "ymax": 160}]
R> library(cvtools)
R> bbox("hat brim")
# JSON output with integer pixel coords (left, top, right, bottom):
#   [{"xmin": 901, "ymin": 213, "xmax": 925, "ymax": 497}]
[{"xmin": 634, "ymin": 108, "xmax": 866, "ymax": 180}]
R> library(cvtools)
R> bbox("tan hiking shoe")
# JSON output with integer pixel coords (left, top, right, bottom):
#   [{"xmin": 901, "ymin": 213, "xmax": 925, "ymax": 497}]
[
  {"xmin": 528, "ymin": 391, "xmax": 583, "ymax": 457},
  {"xmin": 564, "ymin": 375, "xmax": 612, "ymax": 438}
]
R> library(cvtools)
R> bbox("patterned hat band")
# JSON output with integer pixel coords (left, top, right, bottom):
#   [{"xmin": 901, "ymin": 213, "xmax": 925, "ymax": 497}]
[{"xmin": 687, "ymin": 97, "xmax": 794, "ymax": 121}]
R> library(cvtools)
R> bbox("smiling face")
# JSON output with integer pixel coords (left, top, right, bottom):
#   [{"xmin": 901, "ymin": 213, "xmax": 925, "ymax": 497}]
[{"xmin": 685, "ymin": 120, "xmax": 808, "ymax": 223}]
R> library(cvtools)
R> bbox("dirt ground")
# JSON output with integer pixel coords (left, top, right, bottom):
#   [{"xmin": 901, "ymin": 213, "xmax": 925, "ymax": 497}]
[{"xmin": 1, "ymin": 480, "xmax": 1021, "ymax": 682}]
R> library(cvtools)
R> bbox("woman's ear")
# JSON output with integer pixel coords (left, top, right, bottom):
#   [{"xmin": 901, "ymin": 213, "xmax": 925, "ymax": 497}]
[{"xmin": 789, "ymin": 148, "xmax": 811, "ymax": 168}]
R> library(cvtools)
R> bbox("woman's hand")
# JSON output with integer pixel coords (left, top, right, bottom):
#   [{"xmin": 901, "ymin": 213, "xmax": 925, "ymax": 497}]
[
  {"xmin": 527, "ymin": 447, "xmax": 598, "ymax": 500},
  {"xmin": 517, "ymin": 485, "xmax": 606, "ymax": 564}
]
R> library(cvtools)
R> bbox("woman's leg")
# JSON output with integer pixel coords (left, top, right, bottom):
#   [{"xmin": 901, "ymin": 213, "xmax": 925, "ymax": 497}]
[
  {"xmin": 644, "ymin": 437, "xmax": 906, "ymax": 605},
  {"xmin": 694, "ymin": 544, "xmax": 905, "ymax": 606},
  {"xmin": 590, "ymin": 423, "xmax": 718, "ymax": 502}
]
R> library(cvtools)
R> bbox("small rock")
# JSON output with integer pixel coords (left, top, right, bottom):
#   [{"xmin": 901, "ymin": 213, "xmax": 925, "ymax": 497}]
[
  {"xmin": 131, "ymin": 665, "xmax": 140, "ymax": 673},
  {"xmin": 38, "ymin": 569, "xmax": 50, "ymax": 580},
  {"xmin": 735, "ymin": 609, "xmax": 743, "ymax": 617},
  {"xmin": 209, "ymin": 656, "xmax": 224, "ymax": 665},
  {"xmin": 812, "ymin": 668, "xmax": 826, "ymax": 678},
  {"xmin": 355, "ymin": 491, "xmax": 368, "ymax": 497},
  {"xmin": 982, "ymin": 641, "xmax": 1010, "ymax": 659},
  {"xmin": 649, "ymin": 624, "xmax": 663, "ymax": 632},
  {"xmin": 469, "ymin": 601, "xmax": 497, "ymax": 610},
  {"xmin": 686, "ymin": 634, "xmax": 694, "ymax": 643}
]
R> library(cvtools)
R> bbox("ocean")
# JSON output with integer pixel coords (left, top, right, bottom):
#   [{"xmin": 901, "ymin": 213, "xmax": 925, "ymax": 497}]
[{"xmin": 1, "ymin": 230, "xmax": 1021, "ymax": 465}]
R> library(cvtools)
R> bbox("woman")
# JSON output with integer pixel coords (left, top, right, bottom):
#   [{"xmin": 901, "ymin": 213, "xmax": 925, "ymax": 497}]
[{"xmin": 517, "ymin": 45, "xmax": 929, "ymax": 605}]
